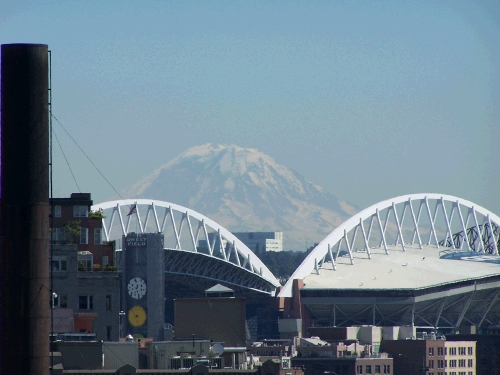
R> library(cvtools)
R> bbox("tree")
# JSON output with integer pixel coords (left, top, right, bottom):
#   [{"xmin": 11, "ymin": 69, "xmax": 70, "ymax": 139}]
[
  {"xmin": 88, "ymin": 209, "xmax": 106, "ymax": 219},
  {"xmin": 65, "ymin": 220, "xmax": 81, "ymax": 244}
]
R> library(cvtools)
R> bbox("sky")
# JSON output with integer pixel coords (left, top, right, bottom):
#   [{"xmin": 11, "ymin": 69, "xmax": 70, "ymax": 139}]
[{"xmin": 1, "ymin": 1, "xmax": 499, "ymax": 215}]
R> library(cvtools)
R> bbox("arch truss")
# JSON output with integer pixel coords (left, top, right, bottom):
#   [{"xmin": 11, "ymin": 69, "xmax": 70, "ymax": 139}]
[
  {"xmin": 92, "ymin": 199, "xmax": 280, "ymax": 294},
  {"xmin": 280, "ymin": 193, "xmax": 500, "ymax": 297},
  {"xmin": 439, "ymin": 222, "xmax": 500, "ymax": 253}
]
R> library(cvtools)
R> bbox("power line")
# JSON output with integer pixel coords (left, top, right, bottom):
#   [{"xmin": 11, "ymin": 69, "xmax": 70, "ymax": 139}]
[
  {"xmin": 53, "ymin": 129, "xmax": 81, "ymax": 192},
  {"xmin": 46, "ymin": 106, "xmax": 131, "ymax": 211}
]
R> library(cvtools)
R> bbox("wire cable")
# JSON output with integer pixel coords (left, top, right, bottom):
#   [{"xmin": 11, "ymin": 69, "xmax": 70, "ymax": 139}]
[
  {"xmin": 46, "ymin": 106, "xmax": 131, "ymax": 210},
  {"xmin": 53, "ymin": 129, "xmax": 81, "ymax": 193}
]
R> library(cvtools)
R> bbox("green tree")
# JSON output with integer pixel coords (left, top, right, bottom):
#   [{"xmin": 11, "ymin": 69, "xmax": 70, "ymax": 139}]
[
  {"xmin": 65, "ymin": 220, "xmax": 81, "ymax": 244},
  {"xmin": 88, "ymin": 209, "xmax": 106, "ymax": 219}
]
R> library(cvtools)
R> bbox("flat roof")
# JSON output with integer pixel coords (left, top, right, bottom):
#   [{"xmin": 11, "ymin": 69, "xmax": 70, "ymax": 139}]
[{"xmin": 302, "ymin": 244, "xmax": 500, "ymax": 291}]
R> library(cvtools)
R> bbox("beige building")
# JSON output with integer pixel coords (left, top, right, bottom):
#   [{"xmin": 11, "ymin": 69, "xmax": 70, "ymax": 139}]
[{"xmin": 381, "ymin": 337, "xmax": 476, "ymax": 375}]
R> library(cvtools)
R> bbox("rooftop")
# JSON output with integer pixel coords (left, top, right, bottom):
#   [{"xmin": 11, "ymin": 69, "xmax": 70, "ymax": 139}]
[{"xmin": 302, "ymin": 244, "xmax": 500, "ymax": 291}]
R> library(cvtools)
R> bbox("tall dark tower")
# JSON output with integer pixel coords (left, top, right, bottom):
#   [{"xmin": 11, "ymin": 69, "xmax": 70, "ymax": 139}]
[
  {"xmin": 0, "ymin": 44, "xmax": 50, "ymax": 375},
  {"xmin": 122, "ymin": 232, "xmax": 165, "ymax": 340}
]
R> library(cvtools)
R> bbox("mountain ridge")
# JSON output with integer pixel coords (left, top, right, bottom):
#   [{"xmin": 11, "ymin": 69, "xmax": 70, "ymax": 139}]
[{"xmin": 122, "ymin": 144, "xmax": 358, "ymax": 250}]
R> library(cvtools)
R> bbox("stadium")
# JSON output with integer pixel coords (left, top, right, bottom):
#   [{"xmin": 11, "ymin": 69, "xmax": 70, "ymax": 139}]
[
  {"xmin": 93, "ymin": 194, "xmax": 500, "ymax": 338},
  {"xmin": 92, "ymin": 199, "xmax": 283, "ymax": 340},
  {"xmin": 279, "ymin": 194, "xmax": 500, "ymax": 332}
]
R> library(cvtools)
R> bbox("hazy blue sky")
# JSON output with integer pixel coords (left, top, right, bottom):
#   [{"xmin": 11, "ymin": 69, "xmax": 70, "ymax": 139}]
[{"xmin": 2, "ymin": 1, "xmax": 499, "ymax": 214}]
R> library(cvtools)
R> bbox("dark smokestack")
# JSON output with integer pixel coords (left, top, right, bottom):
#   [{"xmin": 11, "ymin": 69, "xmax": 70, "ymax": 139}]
[{"xmin": 1, "ymin": 43, "xmax": 50, "ymax": 375}]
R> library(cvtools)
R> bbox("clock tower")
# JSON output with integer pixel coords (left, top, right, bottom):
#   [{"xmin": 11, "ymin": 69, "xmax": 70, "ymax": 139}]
[{"xmin": 122, "ymin": 232, "xmax": 165, "ymax": 340}]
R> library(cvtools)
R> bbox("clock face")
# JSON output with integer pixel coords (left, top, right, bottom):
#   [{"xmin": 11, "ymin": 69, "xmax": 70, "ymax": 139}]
[
  {"xmin": 127, "ymin": 277, "xmax": 147, "ymax": 299},
  {"xmin": 128, "ymin": 305, "xmax": 147, "ymax": 327}
]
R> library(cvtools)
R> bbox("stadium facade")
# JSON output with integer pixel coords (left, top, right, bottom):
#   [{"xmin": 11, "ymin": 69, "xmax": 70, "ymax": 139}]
[{"xmin": 279, "ymin": 194, "xmax": 500, "ymax": 336}]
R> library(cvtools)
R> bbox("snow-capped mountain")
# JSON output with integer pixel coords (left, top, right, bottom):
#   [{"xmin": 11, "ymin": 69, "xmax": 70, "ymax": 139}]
[{"xmin": 122, "ymin": 144, "xmax": 357, "ymax": 250}]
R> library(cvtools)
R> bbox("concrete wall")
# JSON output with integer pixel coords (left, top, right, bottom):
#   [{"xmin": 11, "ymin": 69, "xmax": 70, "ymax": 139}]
[
  {"xmin": 398, "ymin": 326, "xmax": 416, "ymax": 339},
  {"xmin": 54, "ymin": 341, "xmax": 103, "ymax": 370},
  {"xmin": 174, "ymin": 298, "xmax": 246, "ymax": 347},
  {"xmin": 52, "ymin": 308, "xmax": 74, "ymax": 333},
  {"xmin": 102, "ymin": 342, "xmax": 139, "ymax": 369},
  {"xmin": 147, "ymin": 233, "xmax": 165, "ymax": 340},
  {"xmin": 307, "ymin": 326, "xmax": 360, "ymax": 341},
  {"xmin": 358, "ymin": 326, "xmax": 382, "ymax": 345}
]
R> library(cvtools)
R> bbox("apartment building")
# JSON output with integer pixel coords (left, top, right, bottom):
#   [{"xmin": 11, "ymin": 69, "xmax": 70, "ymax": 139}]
[{"xmin": 381, "ymin": 336, "xmax": 476, "ymax": 375}]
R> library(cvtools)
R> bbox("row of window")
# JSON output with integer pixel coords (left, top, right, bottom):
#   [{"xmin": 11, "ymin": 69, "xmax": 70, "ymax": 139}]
[
  {"xmin": 434, "ymin": 359, "xmax": 474, "ymax": 369},
  {"xmin": 430, "ymin": 359, "xmax": 474, "ymax": 369},
  {"xmin": 432, "ymin": 372, "xmax": 474, "ymax": 375},
  {"xmin": 52, "ymin": 255, "xmax": 111, "ymax": 272},
  {"xmin": 54, "ymin": 294, "xmax": 112, "ymax": 311},
  {"xmin": 430, "ymin": 347, "xmax": 474, "ymax": 357},
  {"xmin": 356, "ymin": 364, "xmax": 391, "ymax": 374},
  {"xmin": 52, "ymin": 227, "xmax": 102, "ymax": 245},
  {"xmin": 52, "ymin": 205, "xmax": 89, "ymax": 218}
]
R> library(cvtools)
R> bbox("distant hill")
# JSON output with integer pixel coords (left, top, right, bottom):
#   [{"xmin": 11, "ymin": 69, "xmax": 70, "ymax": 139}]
[{"xmin": 122, "ymin": 144, "xmax": 358, "ymax": 250}]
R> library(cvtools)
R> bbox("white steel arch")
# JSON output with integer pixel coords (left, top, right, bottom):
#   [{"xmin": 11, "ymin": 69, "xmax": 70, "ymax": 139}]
[
  {"xmin": 279, "ymin": 193, "xmax": 500, "ymax": 297},
  {"xmin": 92, "ymin": 199, "xmax": 280, "ymax": 290}
]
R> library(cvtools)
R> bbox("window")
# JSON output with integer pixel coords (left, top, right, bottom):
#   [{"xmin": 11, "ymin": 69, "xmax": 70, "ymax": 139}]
[
  {"xmin": 450, "ymin": 360, "xmax": 457, "ymax": 368},
  {"xmin": 467, "ymin": 347, "xmax": 473, "ymax": 355},
  {"xmin": 459, "ymin": 359, "xmax": 466, "ymax": 367},
  {"xmin": 78, "ymin": 252, "xmax": 93, "ymax": 271},
  {"xmin": 438, "ymin": 360, "xmax": 444, "ymax": 369},
  {"xmin": 53, "ymin": 294, "xmax": 67, "ymax": 308},
  {"xmin": 73, "ymin": 205, "xmax": 88, "ymax": 217},
  {"xmin": 80, "ymin": 228, "xmax": 88, "ymax": 244},
  {"xmin": 106, "ymin": 295, "xmax": 112, "ymax": 311},
  {"xmin": 449, "ymin": 347, "xmax": 457, "ymax": 355},
  {"xmin": 51, "ymin": 227, "xmax": 68, "ymax": 244},
  {"xmin": 459, "ymin": 347, "xmax": 466, "ymax": 356},
  {"xmin": 428, "ymin": 360, "xmax": 434, "ymax": 369},
  {"xmin": 438, "ymin": 347, "xmax": 444, "ymax": 356},
  {"xmin": 429, "ymin": 347, "xmax": 435, "ymax": 356},
  {"xmin": 79, "ymin": 259, "xmax": 92, "ymax": 271},
  {"xmin": 51, "ymin": 256, "xmax": 68, "ymax": 272},
  {"xmin": 375, "ymin": 365, "xmax": 380, "ymax": 374},
  {"xmin": 366, "ymin": 365, "xmax": 372, "ymax": 374},
  {"xmin": 94, "ymin": 228, "xmax": 102, "ymax": 244},
  {"xmin": 54, "ymin": 205, "xmax": 62, "ymax": 217},
  {"xmin": 467, "ymin": 359, "xmax": 473, "ymax": 367},
  {"xmin": 357, "ymin": 365, "xmax": 363, "ymax": 374},
  {"xmin": 383, "ymin": 365, "xmax": 390, "ymax": 374},
  {"xmin": 79, "ymin": 295, "xmax": 93, "ymax": 310}
]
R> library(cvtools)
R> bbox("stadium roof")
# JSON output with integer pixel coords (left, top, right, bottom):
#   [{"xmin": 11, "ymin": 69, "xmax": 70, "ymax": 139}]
[{"xmin": 302, "ymin": 244, "xmax": 500, "ymax": 291}]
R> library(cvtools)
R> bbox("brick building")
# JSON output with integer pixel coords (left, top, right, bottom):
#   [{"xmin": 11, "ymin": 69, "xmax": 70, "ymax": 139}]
[
  {"xmin": 50, "ymin": 193, "xmax": 114, "ymax": 268},
  {"xmin": 50, "ymin": 193, "xmax": 120, "ymax": 340}
]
